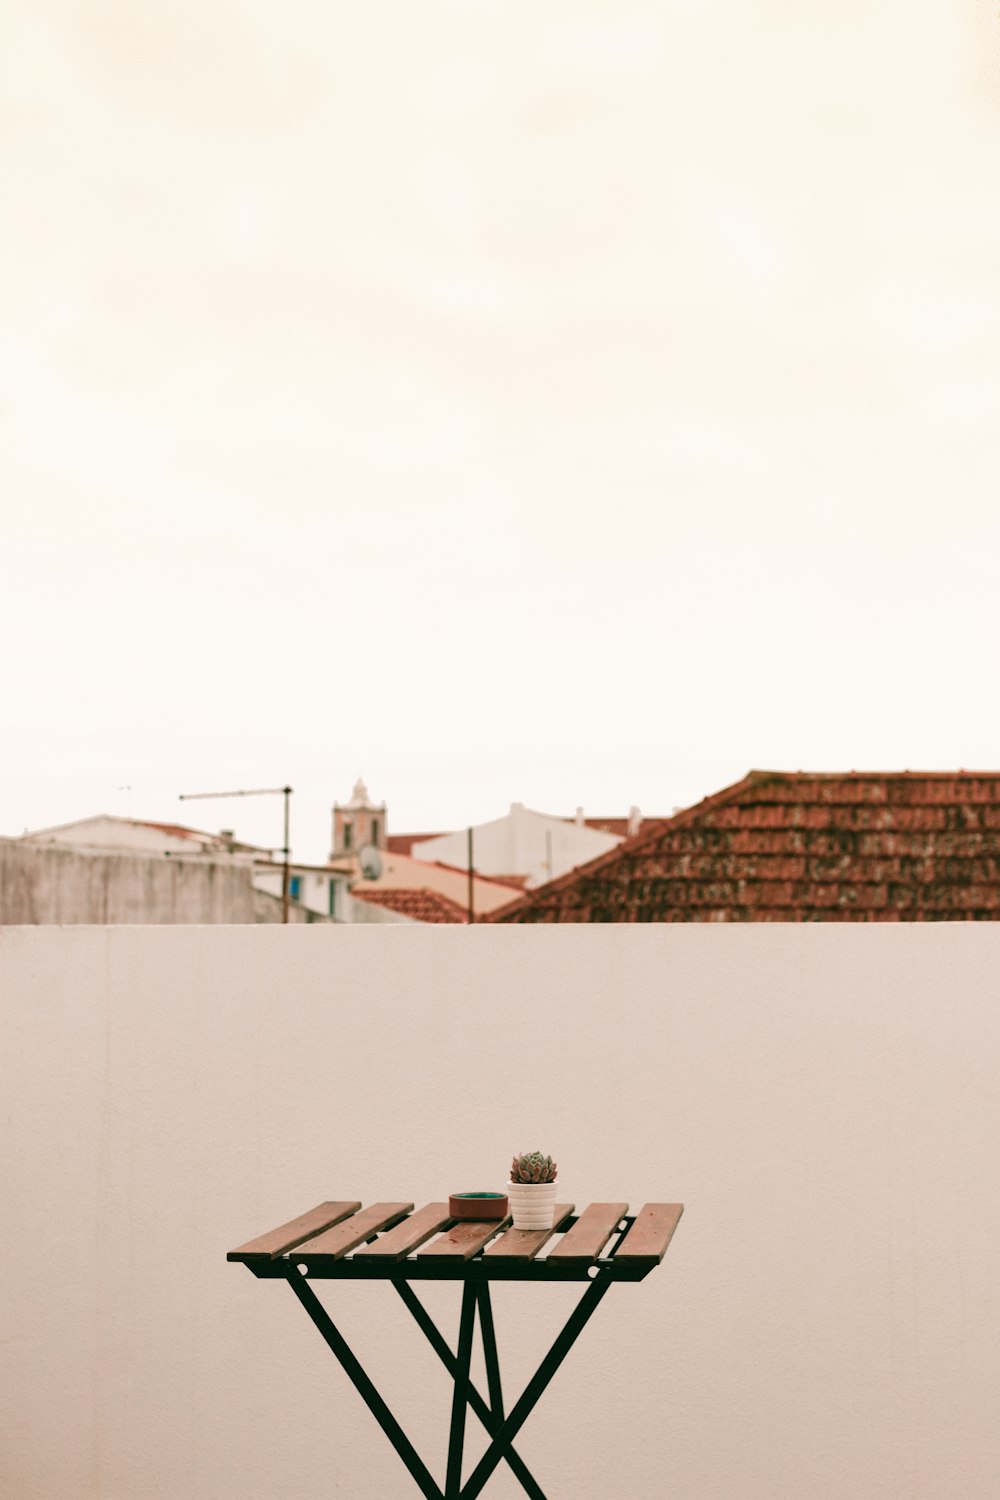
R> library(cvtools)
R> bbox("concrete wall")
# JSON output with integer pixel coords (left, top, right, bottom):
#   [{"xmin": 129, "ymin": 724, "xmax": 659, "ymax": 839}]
[
  {"xmin": 1, "ymin": 923, "xmax": 998, "ymax": 1499},
  {"xmin": 0, "ymin": 839, "xmax": 257, "ymax": 923}
]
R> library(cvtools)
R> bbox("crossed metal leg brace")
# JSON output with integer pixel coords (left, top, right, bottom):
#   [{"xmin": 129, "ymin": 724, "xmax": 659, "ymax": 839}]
[{"xmin": 287, "ymin": 1271, "xmax": 613, "ymax": 1499}]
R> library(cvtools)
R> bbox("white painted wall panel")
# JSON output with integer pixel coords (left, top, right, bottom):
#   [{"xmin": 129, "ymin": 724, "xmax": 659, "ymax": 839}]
[{"xmin": 1, "ymin": 924, "xmax": 998, "ymax": 1498}]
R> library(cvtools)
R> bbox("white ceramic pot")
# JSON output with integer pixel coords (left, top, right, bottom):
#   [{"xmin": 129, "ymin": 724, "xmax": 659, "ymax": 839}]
[{"xmin": 507, "ymin": 1179, "xmax": 558, "ymax": 1230}]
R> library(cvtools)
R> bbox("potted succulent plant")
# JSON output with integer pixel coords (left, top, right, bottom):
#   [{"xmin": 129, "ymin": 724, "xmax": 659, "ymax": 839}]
[{"xmin": 507, "ymin": 1151, "xmax": 558, "ymax": 1230}]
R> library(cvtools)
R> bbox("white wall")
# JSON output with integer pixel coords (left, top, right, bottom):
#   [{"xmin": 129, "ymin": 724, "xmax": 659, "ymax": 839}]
[
  {"xmin": 412, "ymin": 805, "xmax": 620, "ymax": 887},
  {"xmin": 252, "ymin": 866, "xmax": 343, "ymax": 920},
  {"xmin": 1, "ymin": 924, "xmax": 998, "ymax": 1499}
]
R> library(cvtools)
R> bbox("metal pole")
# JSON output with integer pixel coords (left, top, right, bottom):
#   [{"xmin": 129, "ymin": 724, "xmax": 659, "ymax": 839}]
[
  {"xmin": 282, "ymin": 785, "xmax": 292, "ymax": 924},
  {"xmin": 467, "ymin": 827, "xmax": 474, "ymax": 925}
]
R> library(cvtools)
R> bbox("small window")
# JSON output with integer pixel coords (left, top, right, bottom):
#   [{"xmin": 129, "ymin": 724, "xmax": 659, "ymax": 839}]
[
  {"xmin": 343, "ymin": 822, "xmax": 353, "ymax": 850},
  {"xmin": 289, "ymin": 875, "xmax": 301, "ymax": 901},
  {"xmin": 370, "ymin": 817, "xmax": 380, "ymax": 846}
]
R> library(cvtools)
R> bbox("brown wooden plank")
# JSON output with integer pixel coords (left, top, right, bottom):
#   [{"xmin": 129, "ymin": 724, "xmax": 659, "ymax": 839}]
[
  {"xmin": 227, "ymin": 1200, "xmax": 362, "ymax": 1262},
  {"xmin": 353, "ymin": 1203, "xmax": 452, "ymax": 1260},
  {"xmin": 292, "ymin": 1202, "xmax": 414, "ymax": 1262},
  {"xmin": 484, "ymin": 1204, "xmax": 575, "ymax": 1261},
  {"xmin": 614, "ymin": 1203, "xmax": 684, "ymax": 1267},
  {"xmin": 417, "ymin": 1216, "xmax": 511, "ymax": 1262},
  {"xmin": 545, "ymin": 1202, "xmax": 629, "ymax": 1266}
]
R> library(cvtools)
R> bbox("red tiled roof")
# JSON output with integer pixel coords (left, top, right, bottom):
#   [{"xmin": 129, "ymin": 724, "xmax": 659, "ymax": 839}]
[
  {"xmin": 134, "ymin": 820, "xmax": 209, "ymax": 841},
  {"xmin": 134, "ymin": 820, "xmax": 269, "ymax": 852},
  {"xmin": 353, "ymin": 887, "xmax": 469, "ymax": 923},
  {"xmin": 385, "ymin": 833, "xmax": 444, "ymax": 856},
  {"xmin": 490, "ymin": 771, "xmax": 1000, "ymax": 923}
]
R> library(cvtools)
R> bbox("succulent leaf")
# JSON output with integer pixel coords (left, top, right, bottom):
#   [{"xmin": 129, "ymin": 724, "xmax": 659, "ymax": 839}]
[{"xmin": 510, "ymin": 1150, "xmax": 558, "ymax": 1184}]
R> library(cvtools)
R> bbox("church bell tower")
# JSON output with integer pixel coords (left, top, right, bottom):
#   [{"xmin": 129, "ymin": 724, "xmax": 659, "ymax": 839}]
[{"xmin": 330, "ymin": 777, "xmax": 387, "ymax": 861}]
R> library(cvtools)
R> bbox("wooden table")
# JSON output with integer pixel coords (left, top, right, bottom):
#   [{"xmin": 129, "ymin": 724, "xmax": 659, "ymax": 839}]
[{"xmin": 229, "ymin": 1197, "xmax": 683, "ymax": 1499}]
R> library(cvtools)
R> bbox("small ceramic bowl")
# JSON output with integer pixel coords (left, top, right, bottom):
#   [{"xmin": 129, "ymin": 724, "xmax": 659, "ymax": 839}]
[{"xmin": 449, "ymin": 1192, "xmax": 509, "ymax": 1221}]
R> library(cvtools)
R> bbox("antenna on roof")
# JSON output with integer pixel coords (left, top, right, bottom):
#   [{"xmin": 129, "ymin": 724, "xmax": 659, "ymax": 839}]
[
  {"xmin": 179, "ymin": 784, "xmax": 293, "ymax": 922},
  {"xmin": 359, "ymin": 845, "xmax": 383, "ymax": 880}
]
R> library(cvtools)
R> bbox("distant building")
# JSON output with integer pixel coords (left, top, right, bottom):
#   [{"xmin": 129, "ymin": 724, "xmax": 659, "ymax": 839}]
[
  {"xmin": 348, "ymin": 846, "xmax": 522, "ymax": 920},
  {"xmin": 252, "ymin": 859, "xmax": 355, "ymax": 922},
  {"xmin": 18, "ymin": 814, "xmax": 265, "ymax": 860},
  {"xmin": 0, "ymin": 836, "xmax": 271, "ymax": 925},
  {"xmin": 389, "ymin": 808, "xmax": 659, "ymax": 856},
  {"xmin": 326, "ymin": 779, "xmax": 526, "ymax": 920},
  {"xmin": 410, "ymin": 803, "xmax": 623, "ymax": 889},
  {"xmin": 7, "ymin": 787, "xmax": 679, "ymax": 927},
  {"xmin": 341, "ymin": 788, "xmax": 672, "ymax": 919},
  {"xmin": 490, "ymin": 770, "xmax": 1000, "ymax": 923},
  {"xmin": 330, "ymin": 778, "xmax": 387, "ymax": 860},
  {"xmin": 10, "ymin": 815, "xmax": 344, "ymax": 925}
]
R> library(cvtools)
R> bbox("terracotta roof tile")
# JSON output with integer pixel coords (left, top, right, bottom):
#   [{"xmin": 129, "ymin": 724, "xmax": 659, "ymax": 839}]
[
  {"xmin": 134, "ymin": 820, "xmax": 209, "ymax": 840},
  {"xmin": 352, "ymin": 887, "xmax": 469, "ymax": 923},
  {"xmin": 385, "ymin": 834, "xmax": 441, "ymax": 856},
  {"xmin": 490, "ymin": 771, "xmax": 1000, "ymax": 923}
]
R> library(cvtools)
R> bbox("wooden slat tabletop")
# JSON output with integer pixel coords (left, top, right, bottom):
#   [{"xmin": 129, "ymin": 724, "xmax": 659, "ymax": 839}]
[
  {"xmin": 294, "ymin": 1203, "xmax": 413, "ymax": 1263},
  {"xmin": 546, "ymin": 1202, "xmax": 629, "ymax": 1266},
  {"xmin": 418, "ymin": 1217, "xmax": 511, "ymax": 1262},
  {"xmin": 353, "ymin": 1203, "xmax": 452, "ymax": 1260},
  {"xmin": 484, "ymin": 1204, "xmax": 575, "ymax": 1261},
  {"xmin": 614, "ymin": 1203, "xmax": 684, "ymax": 1268},
  {"xmin": 227, "ymin": 1200, "xmax": 362, "ymax": 1262},
  {"xmin": 230, "ymin": 1197, "xmax": 684, "ymax": 1277}
]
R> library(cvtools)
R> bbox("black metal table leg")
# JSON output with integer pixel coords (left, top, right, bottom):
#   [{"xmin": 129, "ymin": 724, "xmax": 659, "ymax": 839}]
[
  {"xmin": 394, "ymin": 1282, "xmax": 547, "ymax": 1500},
  {"xmin": 476, "ymin": 1284, "xmax": 504, "ymax": 1421},
  {"xmin": 459, "ymin": 1272, "xmax": 614, "ymax": 1500},
  {"xmin": 446, "ymin": 1283, "xmax": 477, "ymax": 1496},
  {"xmin": 288, "ymin": 1274, "xmax": 443, "ymax": 1500},
  {"xmin": 288, "ymin": 1270, "xmax": 612, "ymax": 1500}
]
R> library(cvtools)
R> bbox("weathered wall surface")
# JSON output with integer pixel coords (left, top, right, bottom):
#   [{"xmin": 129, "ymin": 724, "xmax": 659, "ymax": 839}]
[
  {"xmin": 1, "ymin": 924, "xmax": 999, "ymax": 1499},
  {"xmin": 0, "ymin": 839, "xmax": 256, "ymax": 923}
]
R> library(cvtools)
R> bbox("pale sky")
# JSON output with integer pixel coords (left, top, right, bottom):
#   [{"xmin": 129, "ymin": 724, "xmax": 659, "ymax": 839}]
[{"xmin": 3, "ymin": 2, "xmax": 1000, "ymax": 864}]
